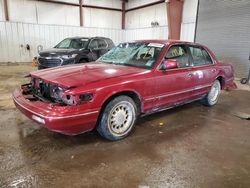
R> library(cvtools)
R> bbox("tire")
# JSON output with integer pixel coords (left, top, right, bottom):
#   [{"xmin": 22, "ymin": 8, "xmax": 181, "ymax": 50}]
[
  {"xmin": 201, "ymin": 80, "xmax": 221, "ymax": 106},
  {"xmin": 240, "ymin": 78, "xmax": 247, "ymax": 84},
  {"xmin": 97, "ymin": 95, "xmax": 137, "ymax": 141}
]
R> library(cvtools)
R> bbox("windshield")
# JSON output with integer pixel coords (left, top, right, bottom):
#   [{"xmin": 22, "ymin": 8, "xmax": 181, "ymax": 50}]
[
  {"xmin": 55, "ymin": 38, "xmax": 89, "ymax": 49},
  {"xmin": 97, "ymin": 42, "xmax": 165, "ymax": 69}
]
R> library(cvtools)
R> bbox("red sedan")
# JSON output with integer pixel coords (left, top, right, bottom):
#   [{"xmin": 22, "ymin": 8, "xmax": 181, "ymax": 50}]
[{"xmin": 13, "ymin": 40, "xmax": 236, "ymax": 140}]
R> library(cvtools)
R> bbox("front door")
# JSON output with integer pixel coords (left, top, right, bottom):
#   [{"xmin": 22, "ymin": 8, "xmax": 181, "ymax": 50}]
[{"xmin": 154, "ymin": 45, "xmax": 197, "ymax": 109}]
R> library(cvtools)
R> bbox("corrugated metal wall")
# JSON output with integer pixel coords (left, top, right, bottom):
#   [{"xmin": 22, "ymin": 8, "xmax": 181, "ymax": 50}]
[
  {"xmin": 0, "ymin": 0, "xmax": 198, "ymax": 63},
  {"xmin": 0, "ymin": 22, "xmax": 124, "ymax": 63},
  {"xmin": 181, "ymin": 22, "xmax": 196, "ymax": 42},
  {"xmin": 0, "ymin": 21, "xmax": 197, "ymax": 63},
  {"xmin": 195, "ymin": 0, "xmax": 250, "ymax": 77},
  {"xmin": 125, "ymin": 26, "xmax": 168, "ymax": 41},
  {"xmin": 125, "ymin": 24, "xmax": 195, "ymax": 42}
]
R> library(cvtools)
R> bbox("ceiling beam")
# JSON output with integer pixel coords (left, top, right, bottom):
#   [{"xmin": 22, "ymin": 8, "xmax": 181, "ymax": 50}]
[
  {"xmin": 126, "ymin": 0, "xmax": 165, "ymax": 12},
  {"xmin": 37, "ymin": 0, "xmax": 122, "ymax": 11},
  {"xmin": 37, "ymin": 0, "xmax": 78, "ymax": 6}
]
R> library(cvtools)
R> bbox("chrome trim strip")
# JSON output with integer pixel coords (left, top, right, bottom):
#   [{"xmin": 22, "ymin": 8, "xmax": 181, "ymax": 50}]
[
  {"xmin": 13, "ymin": 95, "xmax": 99, "ymax": 120},
  {"xmin": 145, "ymin": 84, "xmax": 211, "ymax": 101},
  {"xmin": 142, "ymin": 96, "xmax": 205, "ymax": 117}
]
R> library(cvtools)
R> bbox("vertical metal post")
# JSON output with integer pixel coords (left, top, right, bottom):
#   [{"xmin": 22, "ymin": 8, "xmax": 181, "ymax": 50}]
[
  {"xmin": 194, "ymin": 0, "xmax": 200, "ymax": 42},
  {"xmin": 79, "ymin": 0, "xmax": 83, "ymax": 27},
  {"xmin": 3, "ymin": 0, "xmax": 9, "ymax": 21},
  {"xmin": 166, "ymin": 0, "xmax": 184, "ymax": 40},
  {"xmin": 248, "ymin": 53, "xmax": 250, "ymax": 84},
  {"xmin": 122, "ymin": 1, "xmax": 126, "ymax": 29}
]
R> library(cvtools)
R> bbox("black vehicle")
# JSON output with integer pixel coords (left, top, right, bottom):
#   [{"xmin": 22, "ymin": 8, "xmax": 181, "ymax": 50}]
[{"xmin": 37, "ymin": 37, "xmax": 115, "ymax": 69}]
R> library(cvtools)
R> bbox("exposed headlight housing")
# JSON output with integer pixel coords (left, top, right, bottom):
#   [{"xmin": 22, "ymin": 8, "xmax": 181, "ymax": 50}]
[
  {"xmin": 61, "ymin": 54, "xmax": 78, "ymax": 59},
  {"xmin": 50, "ymin": 86, "xmax": 93, "ymax": 105},
  {"xmin": 61, "ymin": 93, "xmax": 93, "ymax": 105},
  {"xmin": 50, "ymin": 86, "xmax": 65, "ymax": 101},
  {"xmin": 30, "ymin": 77, "xmax": 93, "ymax": 106}
]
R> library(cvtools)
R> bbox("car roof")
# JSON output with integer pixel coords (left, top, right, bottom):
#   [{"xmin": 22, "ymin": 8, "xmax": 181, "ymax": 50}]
[
  {"xmin": 133, "ymin": 39, "xmax": 201, "ymax": 46},
  {"xmin": 66, "ymin": 37, "xmax": 90, "ymax": 40},
  {"xmin": 66, "ymin": 36, "xmax": 110, "ymax": 40}
]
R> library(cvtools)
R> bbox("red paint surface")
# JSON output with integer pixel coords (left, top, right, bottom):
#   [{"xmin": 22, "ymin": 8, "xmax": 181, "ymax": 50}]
[{"xmin": 13, "ymin": 40, "xmax": 236, "ymax": 135}]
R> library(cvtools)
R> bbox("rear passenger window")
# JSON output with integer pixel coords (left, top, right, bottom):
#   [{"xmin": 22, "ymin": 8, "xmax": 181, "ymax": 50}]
[
  {"xmin": 189, "ymin": 46, "xmax": 213, "ymax": 66},
  {"xmin": 202, "ymin": 49, "xmax": 213, "ymax": 65},
  {"xmin": 106, "ymin": 39, "xmax": 114, "ymax": 48},
  {"xmin": 165, "ymin": 45, "xmax": 190, "ymax": 68},
  {"xmin": 98, "ymin": 39, "xmax": 107, "ymax": 49}
]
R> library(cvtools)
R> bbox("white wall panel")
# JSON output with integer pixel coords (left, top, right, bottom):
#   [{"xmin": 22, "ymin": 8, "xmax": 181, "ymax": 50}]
[
  {"xmin": 0, "ymin": 0, "xmax": 198, "ymax": 63},
  {"xmin": 0, "ymin": 21, "xmax": 123, "ymax": 63},
  {"xmin": 182, "ymin": 0, "xmax": 198, "ymax": 23},
  {"xmin": 125, "ymin": 26, "xmax": 168, "ymax": 42},
  {"xmin": 180, "ymin": 23, "xmax": 196, "ymax": 42},
  {"xmin": 53, "ymin": 0, "xmax": 78, "ymax": 3},
  {"xmin": 180, "ymin": 0, "xmax": 198, "ymax": 42},
  {"xmin": 8, "ymin": 0, "xmax": 37, "ymax": 23},
  {"xmin": 5, "ymin": 0, "xmax": 121, "ymax": 28},
  {"xmin": 84, "ymin": 8, "xmax": 122, "ymax": 29},
  {"xmin": 0, "ymin": 0, "xmax": 4, "ymax": 21},
  {"xmin": 37, "ymin": 2, "xmax": 79, "ymax": 26},
  {"xmin": 126, "ymin": 3, "xmax": 167, "ymax": 29},
  {"xmin": 84, "ymin": 0, "xmax": 121, "ymax": 9},
  {"xmin": 126, "ymin": 0, "xmax": 159, "ymax": 9}
]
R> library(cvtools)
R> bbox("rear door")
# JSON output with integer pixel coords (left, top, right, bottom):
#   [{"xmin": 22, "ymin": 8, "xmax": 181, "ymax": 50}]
[
  {"xmin": 188, "ymin": 45, "xmax": 217, "ymax": 97},
  {"xmin": 97, "ymin": 39, "xmax": 109, "ymax": 57},
  {"xmin": 88, "ymin": 39, "xmax": 99, "ymax": 61}
]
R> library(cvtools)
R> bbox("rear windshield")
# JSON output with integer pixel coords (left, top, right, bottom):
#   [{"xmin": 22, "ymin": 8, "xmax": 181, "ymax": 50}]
[{"xmin": 55, "ymin": 38, "xmax": 89, "ymax": 49}]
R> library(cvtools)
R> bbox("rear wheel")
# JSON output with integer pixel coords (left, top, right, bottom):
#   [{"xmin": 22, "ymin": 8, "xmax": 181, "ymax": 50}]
[
  {"xmin": 201, "ymin": 80, "xmax": 221, "ymax": 106},
  {"xmin": 240, "ymin": 78, "xmax": 247, "ymax": 84},
  {"xmin": 97, "ymin": 96, "xmax": 137, "ymax": 141}
]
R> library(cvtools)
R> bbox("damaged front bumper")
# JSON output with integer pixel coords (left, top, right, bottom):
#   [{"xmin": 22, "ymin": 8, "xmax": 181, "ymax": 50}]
[{"xmin": 13, "ymin": 87, "xmax": 100, "ymax": 135}]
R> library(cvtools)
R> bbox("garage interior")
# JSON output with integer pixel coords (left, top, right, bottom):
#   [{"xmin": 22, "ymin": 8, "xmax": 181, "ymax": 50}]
[{"xmin": 0, "ymin": 0, "xmax": 250, "ymax": 187}]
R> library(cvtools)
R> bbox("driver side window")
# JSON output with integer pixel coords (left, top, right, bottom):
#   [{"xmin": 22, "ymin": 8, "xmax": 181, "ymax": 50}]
[{"xmin": 165, "ymin": 45, "xmax": 190, "ymax": 68}]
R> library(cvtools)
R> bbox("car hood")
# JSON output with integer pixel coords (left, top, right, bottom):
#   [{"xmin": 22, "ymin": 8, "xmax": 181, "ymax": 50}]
[
  {"xmin": 30, "ymin": 62, "xmax": 148, "ymax": 88},
  {"xmin": 39, "ymin": 48, "xmax": 78, "ymax": 57}
]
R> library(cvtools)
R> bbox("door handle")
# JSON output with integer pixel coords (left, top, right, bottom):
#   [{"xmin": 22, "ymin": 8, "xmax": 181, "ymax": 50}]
[
  {"xmin": 187, "ymin": 72, "xmax": 194, "ymax": 77},
  {"xmin": 211, "ymin": 69, "xmax": 216, "ymax": 73}
]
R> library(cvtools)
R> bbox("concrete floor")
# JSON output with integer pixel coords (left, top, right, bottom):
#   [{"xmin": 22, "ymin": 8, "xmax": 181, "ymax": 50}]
[{"xmin": 0, "ymin": 64, "xmax": 250, "ymax": 188}]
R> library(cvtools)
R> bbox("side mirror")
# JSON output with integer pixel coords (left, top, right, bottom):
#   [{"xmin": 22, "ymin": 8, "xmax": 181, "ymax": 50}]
[{"xmin": 161, "ymin": 59, "xmax": 178, "ymax": 70}]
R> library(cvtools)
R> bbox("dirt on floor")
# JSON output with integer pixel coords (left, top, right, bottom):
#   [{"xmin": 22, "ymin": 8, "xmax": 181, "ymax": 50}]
[{"xmin": 0, "ymin": 64, "xmax": 250, "ymax": 188}]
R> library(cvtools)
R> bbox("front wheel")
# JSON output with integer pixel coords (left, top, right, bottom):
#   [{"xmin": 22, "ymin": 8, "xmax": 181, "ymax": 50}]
[
  {"xmin": 201, "ymin": 80, "xmax": 221, "ymax": 106},
  {"xmin": 97, "ymin": 96, "xmax": 137, "ymax": 141}
]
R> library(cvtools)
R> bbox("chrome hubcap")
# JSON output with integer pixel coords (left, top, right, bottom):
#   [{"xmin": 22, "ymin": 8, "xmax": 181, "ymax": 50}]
[
  {"xmin": 108, "ymin": 101, "xmax": 135, "ymax": 136},
  {"xmin": 208, "ymin": 82, "xmax": 220, "ymax": 103}
]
